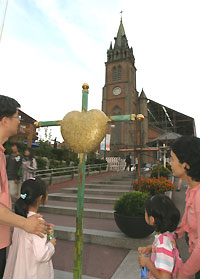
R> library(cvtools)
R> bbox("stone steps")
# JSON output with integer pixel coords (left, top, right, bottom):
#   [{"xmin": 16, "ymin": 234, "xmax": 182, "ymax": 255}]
[
  {"xmin": 45, "ymin": 172, "xmax": 152, "ymax": 279},
  {"xmin": 61, "ymin": 187, "xmax": 129, "ymax": 196},
  {"xmin": 42, "ymin": 212, "xmax": 119, "ymax": 232},
  {"xmin": 39, "ymin": 204, "xmax": 114, "ymax": 219},
  {"xmin": 47, "ymin": 199, "xmax": 114, "ymax": 210},
  {"xmin": 84, "ymin": 183, "xmax": 131, "ymax": 190},
  {"xmin": 48, "ymin": 193, "xmax": 117, "ymax": 204},
  {"xmin": 95, "ymin": 180, "xmax": 132, "ymax": 185},
  {"xmin": 54, "ymin": 225, "xmax": 153, "ymax": 250}
]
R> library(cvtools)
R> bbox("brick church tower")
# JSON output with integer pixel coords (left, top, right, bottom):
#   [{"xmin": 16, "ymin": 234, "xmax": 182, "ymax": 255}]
[
  {"xmin": 102, "ymin": 18, "xmax": 145, "ymax": 155},
  {"xmin": 102, "ymin": 18, "xmax": 196, "ymax": 162}
]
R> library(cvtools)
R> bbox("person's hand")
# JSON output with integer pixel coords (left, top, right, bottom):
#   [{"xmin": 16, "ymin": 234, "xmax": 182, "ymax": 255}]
[
  {"xmin": 138, "ymin": 254, "xmax": 150, "ymax": 267},
  {"xmin": 47, "ymin": 223, "xmax": 55, "ymax": 230},
  {"xmin": 23, "ymin": 214, "xmax": 47, "ymax": 237},
  {"xmin": 50, "ymin": 237, "xmax": 56, "ymax": 247},
  {"xmin": 138, "ymin": 246, "xmax": 152, "ymax": 255}
]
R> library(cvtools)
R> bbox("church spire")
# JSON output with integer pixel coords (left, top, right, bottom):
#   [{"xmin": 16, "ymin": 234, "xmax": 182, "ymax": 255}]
[
  {"xmin": 106, "ymin": 17, "xmax": 135, "ymax": 65},
  {"xmin": 114, "ymin": 18, "xmax": 128, "ymax": 49}
]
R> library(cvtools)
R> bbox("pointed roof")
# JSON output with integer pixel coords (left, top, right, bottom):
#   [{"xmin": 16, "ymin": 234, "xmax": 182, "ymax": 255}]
[
  {"xmin": 114, "ymin": 19, "xmax": 127, "ymax": 49},
  {"xmin": 147, "ymin": 132, "xmax": 182, "ymax": 144},
  {"xmin": 140, "ymin": 89, "xmax": 147, "ymax": 99}
]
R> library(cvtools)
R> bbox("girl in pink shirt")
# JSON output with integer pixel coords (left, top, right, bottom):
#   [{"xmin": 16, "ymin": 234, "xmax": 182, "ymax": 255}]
[
  {"xmin": 3, "ymin": 178, "xmax": 56, "ymax": 279},
  {"xmin": 138, "ymin": 195, "xmax": 182, "ymax": 278},
  {"xmin": 170, "ymin": 135, "xmax": 200, "ymax": 279}
]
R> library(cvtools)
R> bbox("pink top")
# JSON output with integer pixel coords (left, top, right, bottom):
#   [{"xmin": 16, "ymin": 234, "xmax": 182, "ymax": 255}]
[
  {"xmin": 0, "ymin": 144, "xmax": 11, "ymax": 249},
  {"xmin": 3, "ymin": 211, "xmax": 55, "ymax": 279},
  {"xmin": 149, "ymin": 232, "xmax": 182, "ymax": 278},
  {"xmin": 175, "ymin": 184, "xmax": 200, "ymax": 278}
]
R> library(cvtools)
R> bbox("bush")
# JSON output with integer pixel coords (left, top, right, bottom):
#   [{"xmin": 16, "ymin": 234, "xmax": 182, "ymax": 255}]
[
  {"xmin": 36, "ymin": 157, "xmax": 47, "ymax": 170},
  {"xmin": 86, "ymin": 153, "xmax": 107, "ymax": 170},
  {"xmin": 151, "ymin": 165, "xmax": 171, "ymax": 178},
  {"xmin": 133, "ymin": 177, "xmax": 175, "ymax": 195},
  {"xmin": 49, "ymin": 159, "xmax": 66, "ymax": 169},
  {"xmin": 114, "ymin": 191, "xmax": 149, "ymax": 217}
]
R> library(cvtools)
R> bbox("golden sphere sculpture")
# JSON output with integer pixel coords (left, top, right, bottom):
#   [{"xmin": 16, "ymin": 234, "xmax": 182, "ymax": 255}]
[{"xmin": 61, "ymin": 109, "xmax": 109, "ymax": 153}]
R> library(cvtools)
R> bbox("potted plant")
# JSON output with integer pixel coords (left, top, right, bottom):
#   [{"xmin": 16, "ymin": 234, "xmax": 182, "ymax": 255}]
[
  {"xmin": 151, "ymin": 165, "xmax": 171, "ymax": 179},
  {"xmin": 133, "ymin": 177, "xmax": 174, "ymax": 196},
  {"xmin": 114, "ymin": 191, "xmax": 154, "ymax": 238}
]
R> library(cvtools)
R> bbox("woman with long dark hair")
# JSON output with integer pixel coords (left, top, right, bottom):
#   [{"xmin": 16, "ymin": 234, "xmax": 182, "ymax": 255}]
[
  {"xmin": 170, "ymin": 135, "xmax": 200, "ymax": 279},
  {"xmin": 22, "ymin": 148, "xmax": 37, "ymax": 182}
]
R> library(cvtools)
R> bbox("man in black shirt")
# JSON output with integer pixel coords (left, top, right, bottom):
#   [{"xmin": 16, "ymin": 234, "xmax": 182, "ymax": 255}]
[
  {"xmin": 6, "ymin": 143, "xmax": 22, "ymax": 200},
  {"xmin": 124, "ymin": 154, "xmax": 132, "ymax": 171}
]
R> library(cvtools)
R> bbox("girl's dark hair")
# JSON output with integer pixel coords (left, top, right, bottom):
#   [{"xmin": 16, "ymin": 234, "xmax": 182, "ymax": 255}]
[
  {"xmin": 15, "ymin": 178, "xmax": 47, "ymax": 218},
  {"xmin": 171, "ymin": 136, "xmax": 200, "ymax": 181},
  {"xmin": 145, "ymin": 195, "xmax": 180, "ymax": 233},
  {"xmin": 25, "ymin": 148, "xmax": 33, "ymax": 159}
]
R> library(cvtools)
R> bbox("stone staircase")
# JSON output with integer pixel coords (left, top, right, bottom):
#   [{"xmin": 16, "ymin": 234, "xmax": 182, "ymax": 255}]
[{"xmin": 39, "ymin": 171, "xmax": 153, "ymax": 278}]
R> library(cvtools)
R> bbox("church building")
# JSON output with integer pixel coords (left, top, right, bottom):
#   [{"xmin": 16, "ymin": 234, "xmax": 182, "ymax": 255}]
[{"xmin": 102, "ymin": 18, "xmax": 195, "ymax": 163}]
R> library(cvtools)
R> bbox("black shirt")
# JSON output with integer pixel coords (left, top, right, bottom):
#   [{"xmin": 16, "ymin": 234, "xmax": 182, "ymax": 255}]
[{"xmin": 6, "ymin": 154, "xmax": 22, "ymax": 180}]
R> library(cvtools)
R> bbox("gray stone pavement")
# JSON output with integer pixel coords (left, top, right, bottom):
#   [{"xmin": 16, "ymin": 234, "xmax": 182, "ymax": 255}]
[{"xmin": 54, "ymin": 269, "xmax": 101, "ymax": 279}]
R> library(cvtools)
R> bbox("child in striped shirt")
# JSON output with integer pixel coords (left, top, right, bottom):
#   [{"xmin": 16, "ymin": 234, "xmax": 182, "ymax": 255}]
[{"xmin": 138, "ymin": 195, "xmax": 182, "ymax": 279}]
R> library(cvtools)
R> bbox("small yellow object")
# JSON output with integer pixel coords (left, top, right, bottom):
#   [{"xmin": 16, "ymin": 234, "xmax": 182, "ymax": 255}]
[
  {"xmin": 34, "ymin": 121, "xmax": 41, "ymax": 128},
  {"xmin": 136, "ymin": 114, "xmax": 145, "ymax": 121},
  {"xmin": 61, "ymin": 109, "xmax": 109, "ymax": 153}
]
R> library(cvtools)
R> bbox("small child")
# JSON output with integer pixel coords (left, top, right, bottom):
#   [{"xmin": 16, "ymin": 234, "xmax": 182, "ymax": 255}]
[
  {"xmin": 138, "ymin": 195, "xmax": 182, "ymax": 279},
  {"xmin": 3, "ymin": 178, "xmax": 56, "ymax": 279}
]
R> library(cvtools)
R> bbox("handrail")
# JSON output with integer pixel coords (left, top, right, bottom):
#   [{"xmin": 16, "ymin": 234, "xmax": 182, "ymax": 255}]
[{"xmin": 35, "ymin": 163, "xmax": 108, "ymax": 185}]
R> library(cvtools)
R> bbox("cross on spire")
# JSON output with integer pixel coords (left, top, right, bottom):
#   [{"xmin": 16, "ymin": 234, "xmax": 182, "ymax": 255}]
[{"xmin": 120, "ymin": 10, "xmax": 123, "ymax": 21}]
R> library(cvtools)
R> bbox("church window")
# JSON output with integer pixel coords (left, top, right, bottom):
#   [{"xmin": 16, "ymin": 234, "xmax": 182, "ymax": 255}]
[
  {"xmin": 118, "ymin": 65, "xmax": 122, "ymax": 80},
  {"xmin": 112, "ymin": 66, "xmax": 117, "ymax": 82}
]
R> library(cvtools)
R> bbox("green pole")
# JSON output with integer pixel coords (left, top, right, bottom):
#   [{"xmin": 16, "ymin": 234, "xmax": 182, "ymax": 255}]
[
  {"xmin": 34, "ymin": 120, "xmax": 62, "ymax": 127},
  {"xmin": 73, "ymin": 83, "xmax": 89, "ymax": 279},
  {"xmin": 34, "ymin": 114, "xmax": 144, "ymax": 129}
]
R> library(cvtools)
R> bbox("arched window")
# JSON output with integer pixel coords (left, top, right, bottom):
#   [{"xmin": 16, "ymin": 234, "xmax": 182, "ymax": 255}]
[
  {"xmin": 112, "ymin": 106, "xmax": 121, "ymax": 116},
  {"xmin": 117, "ymin": 65, "xmax": 122, "ymax": 81},
  {"xmin": 112, "ymin": 66, "xmax": 117, "ymax": 82}
]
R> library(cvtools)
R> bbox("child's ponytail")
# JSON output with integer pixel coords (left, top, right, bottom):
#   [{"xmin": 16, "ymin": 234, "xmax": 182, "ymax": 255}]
[
  {"xmin": 15, "ymin": 178, "xmax": 47, "ymax": 218},
  {"xmin": 15, "ymin": 196, "xmax": 29, "ymax": 218}
]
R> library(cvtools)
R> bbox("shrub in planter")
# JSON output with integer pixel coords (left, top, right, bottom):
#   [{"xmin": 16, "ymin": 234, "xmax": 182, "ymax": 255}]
[
  {"xmin": 114, "ymin": 191, "xmax": 149, "ymax": 217},
  {"xmin": 151, "ymin": 165, "xmax": 171, "ymax": 178},
  {"xmin": 114, "ymin": 191, "xmax": 154, "ymax": 238},
  {"xmin": 133, "ymin": 177, "xmax": 174, "ymax": 196}
]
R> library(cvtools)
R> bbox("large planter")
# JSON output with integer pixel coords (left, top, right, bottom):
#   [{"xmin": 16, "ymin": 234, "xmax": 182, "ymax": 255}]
[{"xmin": 114, "ymin": 212, "xmax": 154, "ymax": 238}]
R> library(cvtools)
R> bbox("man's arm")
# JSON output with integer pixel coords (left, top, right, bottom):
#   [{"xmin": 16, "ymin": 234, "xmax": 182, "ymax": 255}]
[{"xmin": 0, "ymin": 203, "xmax": 47, "ymax": 237}]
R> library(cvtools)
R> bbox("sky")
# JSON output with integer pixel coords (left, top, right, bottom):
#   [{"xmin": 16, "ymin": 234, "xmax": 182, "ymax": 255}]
[{"xmin": 0, "ymin": 0, "xmax": 200, "ymax": 142}]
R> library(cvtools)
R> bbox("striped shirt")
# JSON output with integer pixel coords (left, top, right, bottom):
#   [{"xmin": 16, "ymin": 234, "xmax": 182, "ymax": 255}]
[
  {"xmin": 0, "ymin": 144, "xmax": 11, "ymax": 249},
  {"xmin": 150, "ymin": 232, "xmax": 182, "ymax": 278}
]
